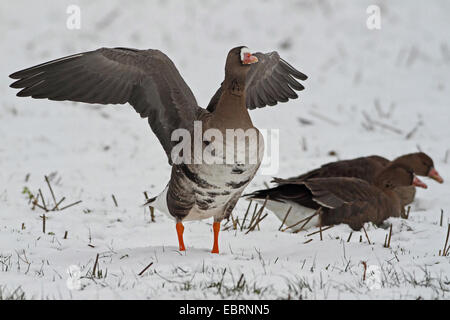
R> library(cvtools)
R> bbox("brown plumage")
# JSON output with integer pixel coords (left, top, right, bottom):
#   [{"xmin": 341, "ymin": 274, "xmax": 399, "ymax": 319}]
[
  {"xmin": 9, "ymin": 46, "xmax": 307, "ymax": 253},
  {"xmin": 273, "ymin": 152, "xmax": 443, "ymax": 206},
  {"xmin": 247, "ymin": 163, "xmax": 426, "ymax": 231}
]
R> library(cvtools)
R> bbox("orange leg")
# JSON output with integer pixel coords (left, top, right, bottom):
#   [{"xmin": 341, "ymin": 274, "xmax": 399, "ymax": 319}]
[
  {"xmin": 176, "ymin": 222, "xmax": 186, "ymax": 251},
  {"xmin": 211, "ymin": 221, "xmax": 221, "ymax": 254}
]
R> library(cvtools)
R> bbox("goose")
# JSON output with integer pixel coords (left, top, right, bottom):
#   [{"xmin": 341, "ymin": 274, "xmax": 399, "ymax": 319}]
[
  {"xmin": 9, "ymin": 46, "xmax": 307, "ymax": 253},
  {"xmin": 272, "ymin": 152, "xmax": 443, "ymax": 207},
  {"xmin": 246, "ymin": 163, "xmax": 428, "ymax": 231}
]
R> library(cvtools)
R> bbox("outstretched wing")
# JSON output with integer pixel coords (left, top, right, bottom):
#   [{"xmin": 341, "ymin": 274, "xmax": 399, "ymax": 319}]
[
  {"xmin": 207, "ymin": 51, "xmax": 307, "ymax": 112},
  {"xmin": 9, "ymin": 47, "xmax": 201, "ymax": 163}
]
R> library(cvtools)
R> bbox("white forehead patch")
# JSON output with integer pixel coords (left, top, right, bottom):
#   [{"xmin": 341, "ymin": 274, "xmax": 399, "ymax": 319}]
[{"xmin": 240, "ymin": 47, "xmax": 251, "ymax": 62}]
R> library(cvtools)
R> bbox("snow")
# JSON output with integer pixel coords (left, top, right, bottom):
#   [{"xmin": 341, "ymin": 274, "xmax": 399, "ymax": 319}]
[{"xmin": 0, "ymin": 0, "xmax": 449, "ymax": 299}]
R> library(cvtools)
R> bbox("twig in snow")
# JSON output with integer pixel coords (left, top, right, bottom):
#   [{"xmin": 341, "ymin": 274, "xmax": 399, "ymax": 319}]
[
  {"xmin": 362, "ymin": 225, "xmax": 371, "ymax": 244},
  {"xmin": 405, "ymin": 121, "xmax": 422, "ymax": 140},
  {"xmin": 309, "ymin": 110, "xmax": 339, "ymax": 126},
  {"xmin": 386, "ymin": 224, "xmax": 393, "ymax": 248},
  {"xmin": 40, "ymin": 214, "xmax": 46, "ymax": 234},
  {"xmin": 45, "ymin": 175, "xmax": 58, "ymax": 209},
  {"xmin": 347, "ymin": 232, "xmax": 353, "ymax": 242},
  {"xmin": 306, "ymin": 225, "xmax": 333, "ymax": 237},
  {"xmin": 92, "ymin": 254, "xmax": 99, "ymax": 278},
  {"xmin": 111, "ymin": 194, "xmax": 118, "ymax": 207},
  {"xmin": 38, "ymin": 189, "xmax": 47, "ymax": 211},
  {"xmin": 404, "ymin": 206, "xmax": 411, "ymax": 219},
  {"xmin": 441, "ymin": 224, "xmax": 450, "ymax": 256},
  {"xmin": 138, "ymin": 262, "xmax": 154, "ymax": 276},
  {"xmin": 362, "ymin": 111, "xmax": 403, "ymax": 134},
  {"xmin": 59, "ymin": 200, "xmax": 82, "ymax": 211},
  {"xmin": 245, "ymin": 199, "xmax": 268, "ymax": 234}
]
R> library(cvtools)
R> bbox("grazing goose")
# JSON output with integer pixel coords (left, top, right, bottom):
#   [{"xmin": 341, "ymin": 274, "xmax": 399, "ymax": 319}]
[
  {"xmin": 246, "ymin": 164, "xmax": 428, "ymax": 231},
  {"xmin": 9, "ymin": 46, "xmax": 307, "ymax": 253},
  {"xmin": 274, "ymin": 152, "xmax": 443, "ymax": 207}
]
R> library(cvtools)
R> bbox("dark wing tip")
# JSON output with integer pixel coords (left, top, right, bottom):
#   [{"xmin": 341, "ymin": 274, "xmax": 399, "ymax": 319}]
[
  {"xmin": 9, "ymin": 71, "xmax": 22, "ymax": 80},
  {"xmin": 280, "ymin": 58, "xmax": 308, "ymax": 81}
]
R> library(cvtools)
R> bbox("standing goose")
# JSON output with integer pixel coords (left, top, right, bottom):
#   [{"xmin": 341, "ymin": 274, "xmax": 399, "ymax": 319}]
[
  {"xmin": 273, "ymin": 152, "xmax": 443, "ymax": 207},
  {"xmin": 9, "ymin": 46, "xmax": 307, "ymax": 253},
  {"xmin": 247, "ymin": 164, "xmax": 428, "ymax": 231}
]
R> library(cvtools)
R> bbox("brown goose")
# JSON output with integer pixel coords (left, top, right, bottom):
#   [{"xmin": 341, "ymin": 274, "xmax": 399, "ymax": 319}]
[
  {"xmin": 247, "ymin": 164, "xmax": 428, "ymax": 231},
  {"xmin": 9, "ymin": 46, "xmax": 307, "ymax": 253},
  {"xmin": 273, "ymin": 152, "xmax": 443, "ymax": 206}
]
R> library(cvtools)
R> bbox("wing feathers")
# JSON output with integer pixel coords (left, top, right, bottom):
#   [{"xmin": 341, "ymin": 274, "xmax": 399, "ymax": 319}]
[
  {"xmin": 9, "ymin": 47, "xmax": 200, "ymax": 164},
  {"xmin": 207, "ymin": 51, "xmax": 307, "ymax": 112}
]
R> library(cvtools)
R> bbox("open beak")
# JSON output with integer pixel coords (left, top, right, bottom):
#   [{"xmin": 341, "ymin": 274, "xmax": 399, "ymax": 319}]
[
  {"xmin": 413, "ymin": 176, "xmax": 428, "ymax": 189},
  {"xmin": 242, "ymin": 53, "xmax": 258, "ymax": 65},
  {"xmin": 428, "ymin": 167, "xmax": 444, "ymax": 183}
]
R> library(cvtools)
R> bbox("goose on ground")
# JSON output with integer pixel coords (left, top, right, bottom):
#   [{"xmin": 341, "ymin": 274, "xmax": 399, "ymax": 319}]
[
  {"xmin": 246, "ymin": 163, "xmax": 428, "ymax": 231},
  {"xmin": 9, "ymin": 46, "xmax": 307, "ymax": 253}
]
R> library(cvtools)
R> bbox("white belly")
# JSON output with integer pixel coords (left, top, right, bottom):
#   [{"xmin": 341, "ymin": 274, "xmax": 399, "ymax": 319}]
[
  {"xmin": 251, "ymin": 198, "xmax": 320, "ymax": 231},
  {"xmin": 149, "ymin": 129, "xmax": 265, "ymax": 221}
]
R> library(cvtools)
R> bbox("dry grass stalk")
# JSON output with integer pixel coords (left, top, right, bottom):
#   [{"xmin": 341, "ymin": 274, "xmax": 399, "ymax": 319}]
[
  {"xmin": 442, "ymin": 224, "xmax": 450, "ymax": 256},
  {"xmin": 362, "ymin": 225, "xmax": 371, "ymax": 245},
  {"xmin": 440, "ymin": 209, "xmax": 444, "ymax": 227},
  {"xmin": 309, "ymin": 110, "xmax": 339, "ymax": 126},
  {"xmin": 25, "ymin": 176, "xmax": 82, "ymax": 213},
  {"xmin": 240, "ymin": 200, "xmax": 253, "ymax": 231},
  {"xmin": 278, "ymin": 206, "xmax": 292, "ymax": 231},
  {"xmin": 404, "ymin": 206, "xmax": 411, "ymax": 219},
  {"xmin": 387, "ymin": 224, "xmax": 393, "ymax": 248},
  {"xmin": 111, "ymin": 194, "xmax": 118, "ymax": 207},
  {"xmin": 39, "ymin": 189, "xmax": 47, "ymax": 211},
  {"xmin": 40, "ymin": 214, "xmax": 46, "ymax": 234},
  {"xmin": 245, "ymin": 200, "xmax": 268, "ymax": 234},
  {"xmin": 285, "ymin": 208, "xmax": 321, "ymax": 233},
  {"xmin": 247, "ymin": 203, "xmax": 259, "ymax": 229},
  {"xmin": 92, "ymin": 253, "xmax": 99, "ymax": 278},
  {"xmin": 361, "ymin": 261, "xmax": 368, "ymax": 281},
  {"xmin": 306, "ymin": 225, "xmax": 333, "ymax": 237},
  {"xmin": 51, "ymin": 197, "xmax": 66, "ymax": 211},
  {"xmin": 362, "ymin": 111, "xmax": 402, "ymax": 134},
  {"xmin": 45, "ymin": 176, "xmax": 58, "ymax": 209},
  {"xmin": 59, "ymin": 200, "xmax": 82, "ymax": 211},
  {"xmin": 143, "ymin": 192, "xmax": 155, "ymax": 222},
  {"xmin": 230, "ymin": 213, "xmax": 240, "ymax": 230},
  {"xmin": 347, "ymin": 232, "xmax": 353, "ymax": 242},
  {"xmin": 138, "ymin": 262, "xmax": 154, "ymax": 276}
]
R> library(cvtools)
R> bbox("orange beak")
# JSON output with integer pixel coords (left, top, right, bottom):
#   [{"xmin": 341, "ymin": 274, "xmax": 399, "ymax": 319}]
[
  {"xmin": 413, "ymin": 176, "xmax": 428, "ymax": 189},
  {"xmin": 428, "ymin": 167, "xmax": 444, "ymax": 183},
  {"xmin": 242, "ymin": 53, "xmax": 258, "ymax": 65}
]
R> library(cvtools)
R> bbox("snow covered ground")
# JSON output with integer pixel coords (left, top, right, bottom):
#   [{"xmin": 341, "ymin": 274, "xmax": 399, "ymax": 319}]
[{"xmin": 0, "ymin": 0, "xmax": 449, "ymax": 299}]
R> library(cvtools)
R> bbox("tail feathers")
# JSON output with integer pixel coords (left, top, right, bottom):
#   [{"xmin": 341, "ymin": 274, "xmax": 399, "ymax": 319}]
[{"xmin": 246, "ymin": 184, "xmax": 319, "ymax": 210}]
